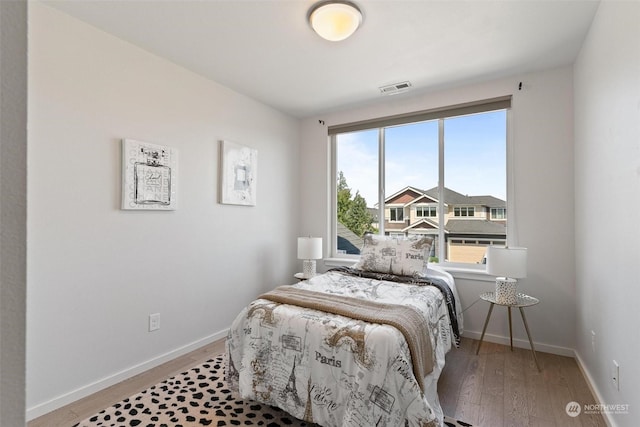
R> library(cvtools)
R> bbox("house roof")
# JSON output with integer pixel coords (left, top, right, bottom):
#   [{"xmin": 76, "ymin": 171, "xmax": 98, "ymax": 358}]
[
  {"xmin": 385, "ymin": 187, "xmax": 425, "ymax": 205},
  {"xmin": 466, "ymin": 195, "xmax": 506, "ymax": 208},
  {"xmin": 402, "ymin": 219, "xmax": 439, "ymax": 233},
  {"xmin": 385, "ymin": 186, "xmax": 505, "ymax": 208},
  {"xmin": 336, "ymin": 222, "xmax": 364, "ymax": 254},
  {"xmin": 410, "ymin": 194, "xmax": 440, "ymax": 205},
  {"xmin": 445, "ymin": 219, "xmax": 506, "ymax": 235}
]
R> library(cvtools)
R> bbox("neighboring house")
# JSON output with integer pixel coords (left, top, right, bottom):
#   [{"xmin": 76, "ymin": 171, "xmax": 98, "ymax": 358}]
[
  {"xmin": 382, "ymin": 186, "xmax": 506, "ymax": 264},
  {"xmin": 336, "ymin": 221, "xmax": 365, "ymax": 254}
]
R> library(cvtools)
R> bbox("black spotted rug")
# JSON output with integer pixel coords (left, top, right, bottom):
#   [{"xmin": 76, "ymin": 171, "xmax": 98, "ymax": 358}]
[{"xmin": 74, "ymin": 354, "xmax": 471, "ymax": 427}]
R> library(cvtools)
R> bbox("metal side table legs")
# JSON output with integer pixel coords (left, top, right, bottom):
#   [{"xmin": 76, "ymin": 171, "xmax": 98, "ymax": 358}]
[{"xmin": 475, "ymin": 292, "xmax": 542, "ymax": 372}]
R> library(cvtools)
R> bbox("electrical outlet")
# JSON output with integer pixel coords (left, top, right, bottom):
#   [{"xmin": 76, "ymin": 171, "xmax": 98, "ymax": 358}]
[
  {"xmin": 591, "ymin": 330, "xmax": 596, "ymax": 353},
  {"xmin": 149, "ymin": 313, "xmax": 160, "ymax": 332},
  {"xmin": 612, "ymin": 360, "xmax": 620, "ymax": 390}
]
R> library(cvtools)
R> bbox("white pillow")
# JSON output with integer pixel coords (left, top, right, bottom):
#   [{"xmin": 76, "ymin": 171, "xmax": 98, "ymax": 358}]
[{"xmin": 353, "ymin": 234, "xmax": 433, "ymax": 277}]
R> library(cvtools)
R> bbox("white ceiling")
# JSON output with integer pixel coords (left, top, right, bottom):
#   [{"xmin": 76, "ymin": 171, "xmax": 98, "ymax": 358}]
[{"xmin": 43, "ymin": 0, "xmax": 600, "ymax": 118}]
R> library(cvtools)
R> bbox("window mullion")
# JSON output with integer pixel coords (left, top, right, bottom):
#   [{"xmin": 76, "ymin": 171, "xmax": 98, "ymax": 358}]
[
  {"xmin": 378, "ymin": 128, "xmax": 385, "ymax": 236},
  {"xmin": 438, "ymin": 119, "xmax": 445, "ymax": 262}
]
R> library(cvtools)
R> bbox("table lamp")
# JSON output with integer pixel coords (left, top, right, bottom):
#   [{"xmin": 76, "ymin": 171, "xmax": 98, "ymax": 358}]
[
  {"xmin": 486, "ymin": 246, "xmax": 527, "ymax": 305},
  {"xmin": 298, "ymin": 237, "xmax": 323, "ymax": 278}
]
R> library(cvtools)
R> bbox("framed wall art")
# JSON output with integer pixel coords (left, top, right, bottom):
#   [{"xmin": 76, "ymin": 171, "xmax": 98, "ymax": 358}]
[
  {"xmin": 121, "ymin": 139, "xmax": 178, "ymax": 210},
  {"xmin": 219, "ymin": 140, "xmax": 257, "ymax": 206}
]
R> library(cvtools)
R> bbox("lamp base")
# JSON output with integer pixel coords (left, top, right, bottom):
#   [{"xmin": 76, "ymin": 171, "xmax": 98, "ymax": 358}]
[
  {"xmin": 495, "ymin": 277, "xmax": 518, "ymax": 305},
  {"xmin": 302, "ymin": 259, "xmax": 316, "ymax": 279}
]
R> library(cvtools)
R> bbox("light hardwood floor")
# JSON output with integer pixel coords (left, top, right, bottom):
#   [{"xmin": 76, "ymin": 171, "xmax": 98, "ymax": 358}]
[
  {"xmin": 29, "ymin": 337, "xmax": 606, "ymax": 427},
  {"xmin": 439, "ymin": 338, "xmax": 607, "ymax": 427}
]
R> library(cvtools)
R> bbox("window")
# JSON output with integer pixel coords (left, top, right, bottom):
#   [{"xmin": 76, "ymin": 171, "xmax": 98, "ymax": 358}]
[
  {"xmin": 416, "ymin": 206, "xmax": 437, "ymax": 217},
  {"xmin": 389, "ymin": 207, "xmax": 404, "ymax": 222},
  {"xmin": 454, "ymin": 207, "xmax": 475, "ymax": 217},
  {"xmin": 332, "ymin": 97, "xmax": 509, "ymax": 264},
  {"xmin": 491, "ymin": 208, "xmax": 507, "ymax": 219}
]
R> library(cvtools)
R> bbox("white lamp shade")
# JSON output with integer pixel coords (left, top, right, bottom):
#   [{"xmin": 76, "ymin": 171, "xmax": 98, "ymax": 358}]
[
  {"xmin": 308, "ymin": 1, "xmax": 362, "ymax": 42},
  {"xmin": 298, "ymin": 237, "xmax": 323, "ymax": 260},
  {"xmin": 486, "ymin": 246, "xmax": 527, "ymax": 279}
]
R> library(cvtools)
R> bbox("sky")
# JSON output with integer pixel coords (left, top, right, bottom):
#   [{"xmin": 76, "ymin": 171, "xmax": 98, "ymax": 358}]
[{"xmin": 336, "ymin": 110, "xmax": 507, "ymax": 207}]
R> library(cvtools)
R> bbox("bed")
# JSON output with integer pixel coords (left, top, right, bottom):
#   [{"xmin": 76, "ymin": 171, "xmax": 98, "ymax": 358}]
[{"xmin": 226, "ymin": 235, "xmax": 463, "ymax": 427}]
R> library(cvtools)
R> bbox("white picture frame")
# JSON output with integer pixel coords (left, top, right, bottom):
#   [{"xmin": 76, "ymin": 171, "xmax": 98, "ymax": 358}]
[
  {"xmin": 121, "ymin": 139, "xmax": 178, "ymax": 210},
  {"xmin": 219, "ymin": 140, "xmax": 257, "ymax": 206}
]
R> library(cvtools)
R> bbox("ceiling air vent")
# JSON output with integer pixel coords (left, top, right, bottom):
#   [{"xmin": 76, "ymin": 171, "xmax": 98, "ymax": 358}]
[{"xmin": 379, "ymin": 81, "xmax": 412, "ymax": 95}]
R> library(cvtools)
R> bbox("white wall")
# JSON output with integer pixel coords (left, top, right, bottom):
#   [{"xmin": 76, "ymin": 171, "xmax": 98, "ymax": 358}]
[
  {"xmin": 574, "ymin": 1, "xmax": 640, "ymax": 425},
  {"xmin": 0, "ymin": 1, "xmax": 28, "ymax": 425},
  {"xmin": 27, "ymin": 2, "xmax": 300, "ymax": 418},
  {"xmin": 300, "ymin": 66, "xmax": 577, "ymax": 355}
]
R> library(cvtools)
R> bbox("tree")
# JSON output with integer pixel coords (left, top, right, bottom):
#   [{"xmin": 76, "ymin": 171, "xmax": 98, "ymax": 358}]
[
  {"xmin": 337, "ymin": 171, "xmax": 375, "ymax": 237},
  {"xmin": 337, "ymin": 171, "xmax": 351, "ymax": 225}
]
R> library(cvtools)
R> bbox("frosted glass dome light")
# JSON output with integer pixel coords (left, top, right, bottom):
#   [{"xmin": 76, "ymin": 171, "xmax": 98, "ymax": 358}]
[{"xmin": 308, "ymin": 1, "xmax": 363, "ymax": 42}]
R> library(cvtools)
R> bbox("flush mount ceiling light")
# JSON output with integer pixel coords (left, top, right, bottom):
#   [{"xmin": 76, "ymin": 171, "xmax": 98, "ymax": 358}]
[{"xmin": 308, "ymin": 1, "xmax": 363, "ymax": 42}]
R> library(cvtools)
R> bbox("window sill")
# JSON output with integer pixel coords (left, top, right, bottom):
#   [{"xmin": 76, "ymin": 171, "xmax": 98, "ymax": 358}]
[
  {"xmin": 323, "ymin": 257, "xmax": 358, "ymax": 268},
  {"xmin": 323, "ymin": 258, "xmax": 495, "ymax": 282},
  {"xmin": 443, "ymin": 266, "xmax": 495, "ymax": 282}
]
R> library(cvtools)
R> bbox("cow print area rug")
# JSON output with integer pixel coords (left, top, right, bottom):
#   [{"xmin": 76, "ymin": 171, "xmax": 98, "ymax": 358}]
[{"xmin": 74, "ymin": 354, "xmax": 472, "ymax": 427}]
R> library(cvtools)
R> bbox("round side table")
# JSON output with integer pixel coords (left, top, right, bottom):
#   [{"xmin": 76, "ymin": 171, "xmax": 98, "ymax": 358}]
[{"xmin": 476, "ymin": 291, "xmax": 541, "ymax": 371}]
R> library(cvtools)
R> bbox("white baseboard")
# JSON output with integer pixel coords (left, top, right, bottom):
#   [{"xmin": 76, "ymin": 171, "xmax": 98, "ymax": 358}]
[
  {"xmin": 574, "ymin": 350, "xmax": 616, "ymax": 427},
  {"xmin": 26, "ymin": 328, "xmax": 228, "ymax": 421},
  {"xmin": 463, "ymin": 330, "xmax": 575, "ymax": 357}
]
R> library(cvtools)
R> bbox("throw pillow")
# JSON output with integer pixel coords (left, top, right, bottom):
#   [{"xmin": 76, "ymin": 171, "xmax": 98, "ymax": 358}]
[{"xmin": 353, "ymin": 234, "xmax": 433, "ymax": 277}]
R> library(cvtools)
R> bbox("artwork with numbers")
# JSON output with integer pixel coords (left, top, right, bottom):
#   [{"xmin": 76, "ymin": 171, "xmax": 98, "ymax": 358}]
[
  {"xmin": 219, "ymin": 140, "xmax": 257, "ymax": 206},
  {"xmin": 121, "ymin": 139, "xmax": 178, "ymax": 210}
]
